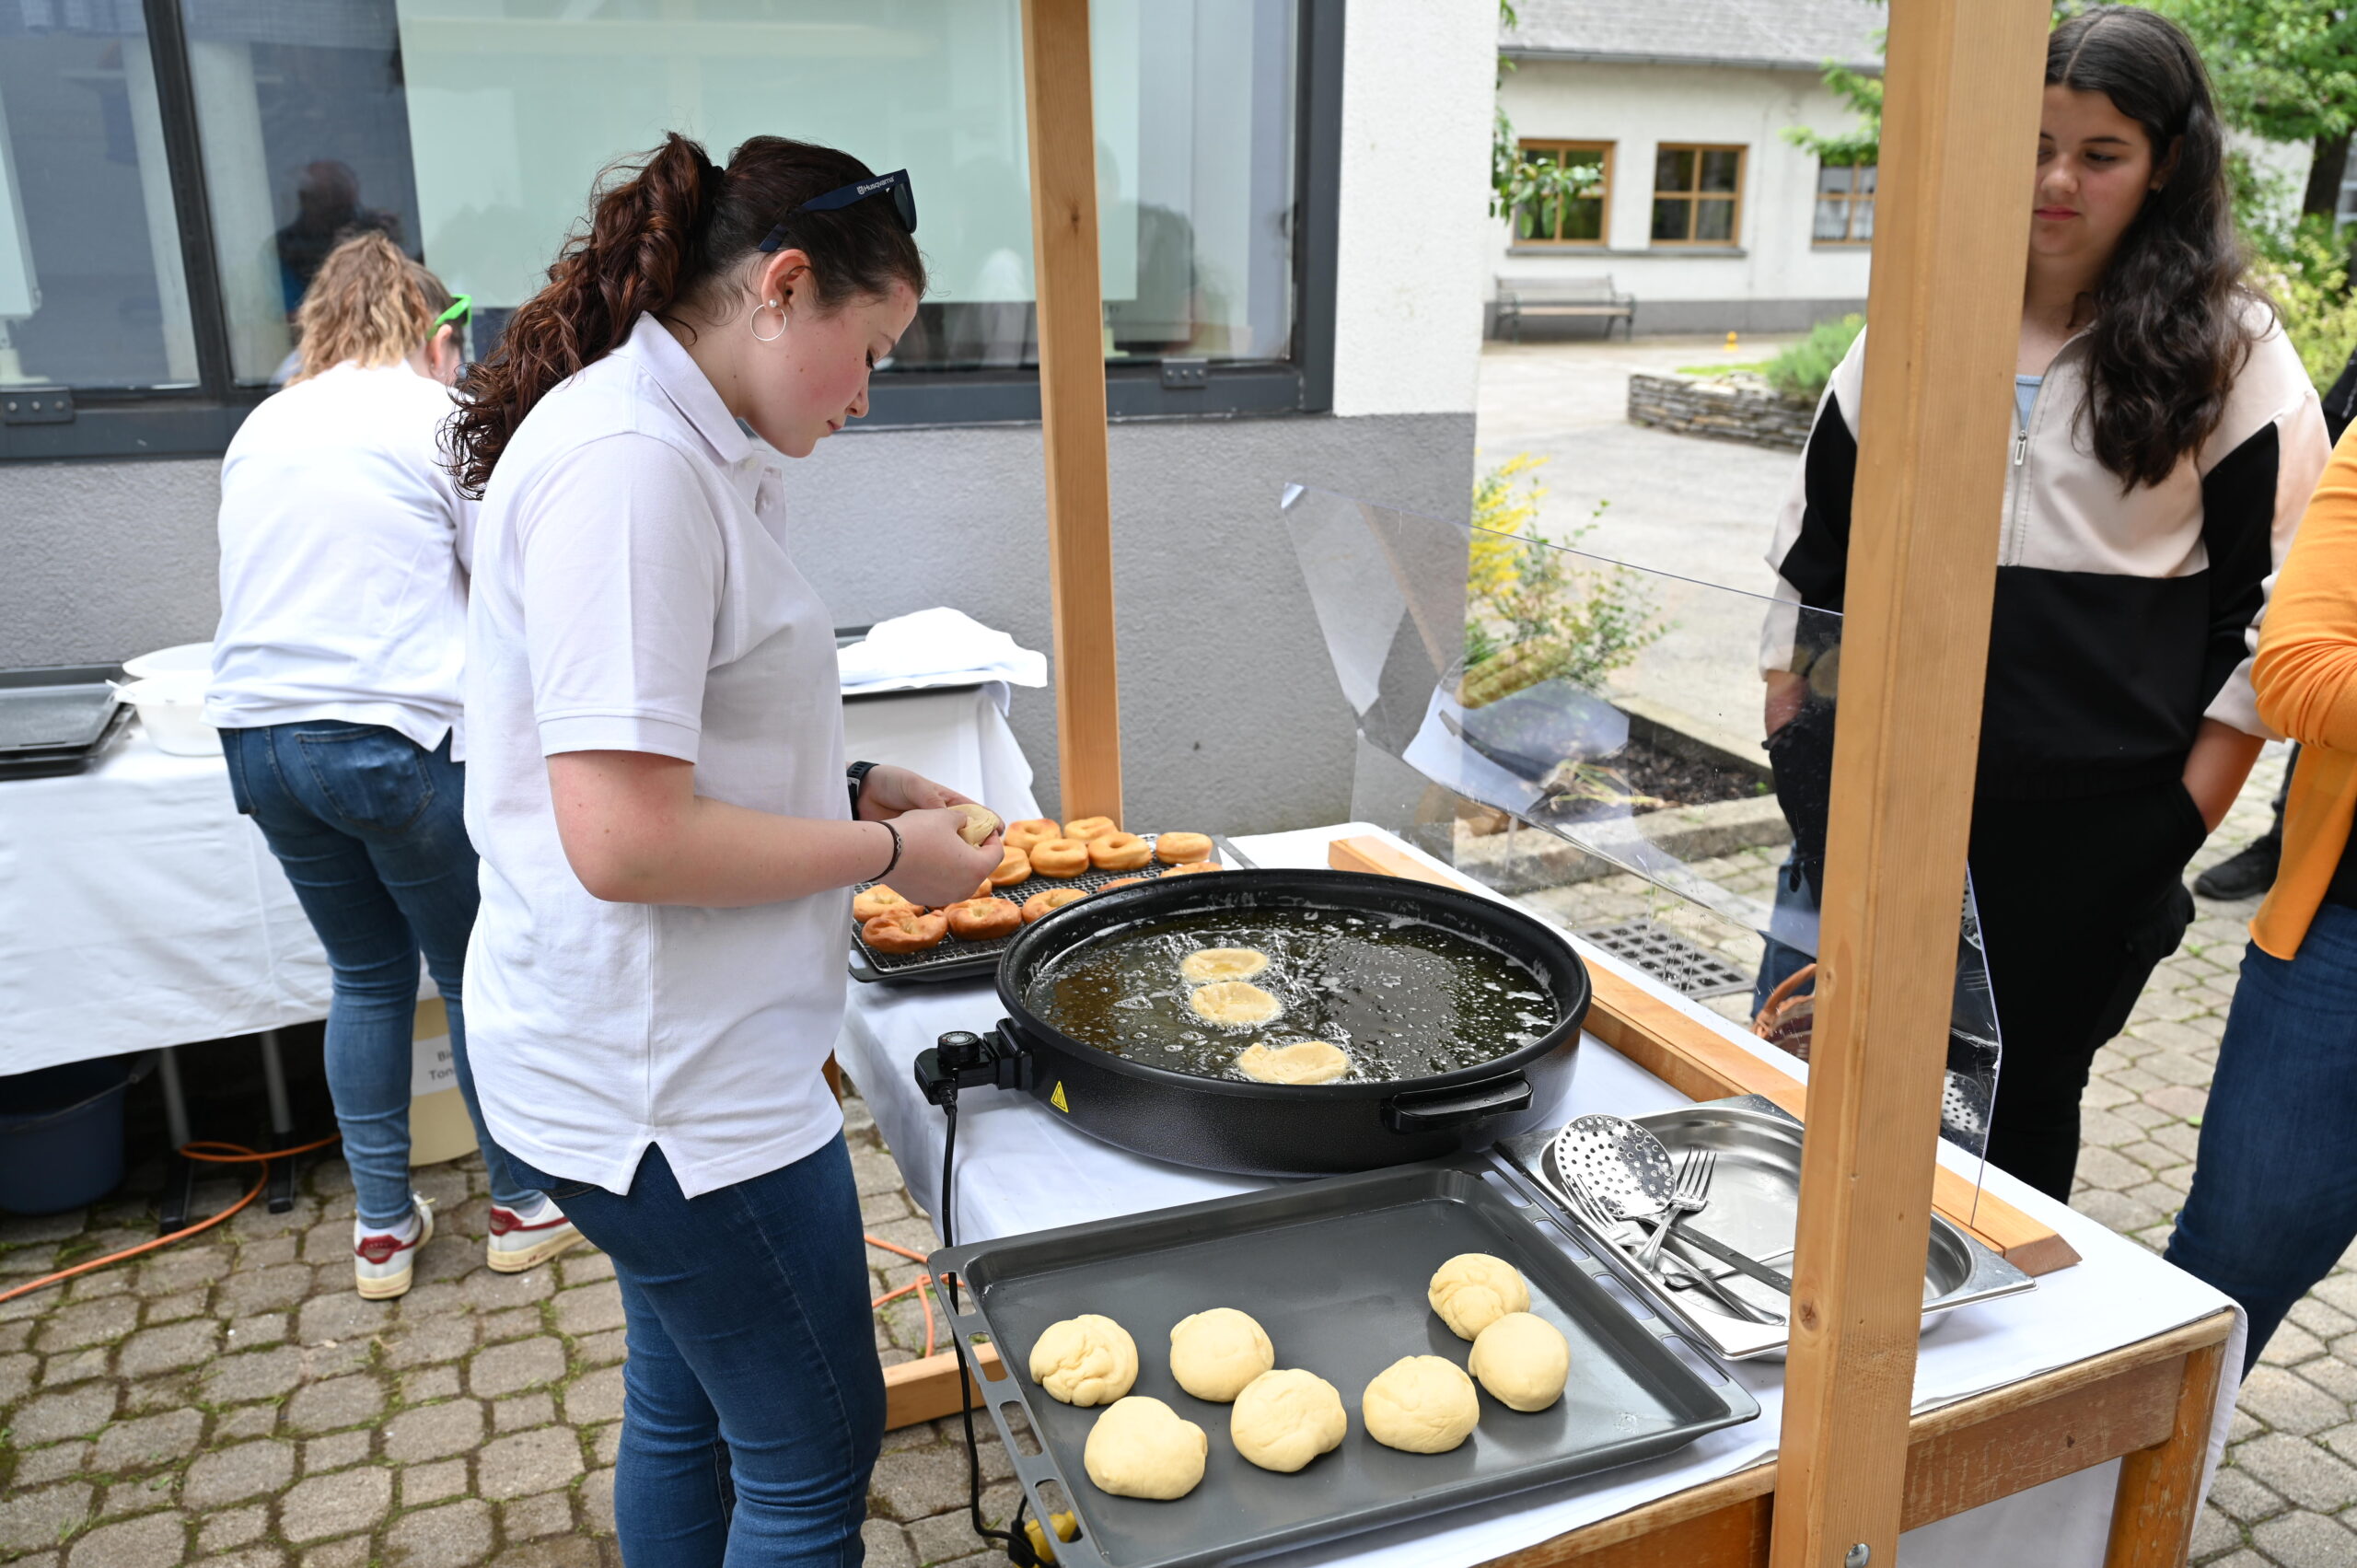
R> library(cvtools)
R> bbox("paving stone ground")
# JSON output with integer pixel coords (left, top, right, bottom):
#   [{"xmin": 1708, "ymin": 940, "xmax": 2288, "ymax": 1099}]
[{"xmin": 0, "ymin": 749, "xmax": 2342, "ymax": 1566}]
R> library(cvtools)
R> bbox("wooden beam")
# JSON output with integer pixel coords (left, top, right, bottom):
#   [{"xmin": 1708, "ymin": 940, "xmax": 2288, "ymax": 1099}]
[
  {"xmin": 2104, "ymin": 1335, "xmax": 2229, "ymax": 1567},
  {"xmin": 1324, "ymin": 835, "xmax": 2077, "ymax": 1275},
  {"xmin": 1769, "ymin": 3, "xmax": 2049, "ymax": 1565},
  {"xmin": 883, "ymin": 1340, "xmax": 1008, "ymax": 1431},
  {"xmin": 1019, "ymin": 0, "xmax": 1124, "ymax": 823}
]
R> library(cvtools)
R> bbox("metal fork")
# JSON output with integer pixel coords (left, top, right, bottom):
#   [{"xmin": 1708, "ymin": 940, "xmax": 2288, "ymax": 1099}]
[
  {"xmin": 1636, "ymin": 1150, "xmax": 1715, "ymax": 1273},
  {"xmin": 1562, "ymin": 1172, "xmax": 1782, "ymax": 1327}
]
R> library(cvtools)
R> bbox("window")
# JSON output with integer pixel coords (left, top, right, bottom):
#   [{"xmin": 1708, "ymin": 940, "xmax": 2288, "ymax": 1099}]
[
  {"xmin": 1814, "ymin": 161, "xmax": 1875, "ymax": 245},
  {"xmin": 2, "ymin": 0, "xmax": 1340, "ymax": 459},
  {"xmin": 1650, "ymin": 145, "xmax": 1743, "ymax": 246},
  {"xmin": 1509, "ymin": 141, "xmax": 1608, "ymax": 247}
]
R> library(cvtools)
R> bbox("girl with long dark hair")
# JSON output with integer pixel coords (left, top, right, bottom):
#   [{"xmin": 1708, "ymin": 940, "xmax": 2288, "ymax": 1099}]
[
  {"xmin": 1759, "ymin": 6, "xmax": 2328, "ymax": 1199},
  {"xmin": 444, "ymin": 135, "xmax": 1000, "ymax": 1562}
]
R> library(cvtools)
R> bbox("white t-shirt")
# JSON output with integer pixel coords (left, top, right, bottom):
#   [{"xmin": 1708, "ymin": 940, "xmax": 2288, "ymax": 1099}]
[
  {"xmin": 462, "ymin": 315, "xmax": 851, "ymax": 1200},
  {"xmin": 208, "ymin": 361, "xmax": 475, "ymax": 754}
]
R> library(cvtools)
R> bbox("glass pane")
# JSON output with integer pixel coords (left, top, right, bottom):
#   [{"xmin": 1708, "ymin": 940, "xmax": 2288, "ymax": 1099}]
[
  {"xmin": 1653, "ymin": 145, "xmax": 1693, "ymax": 194},
  {"xmin": 1564, "ymin": 148, "xmax": 1605, "ymax": 190},
  {"xmin": 1694, "ymin": 197, "xmax": 1735, "ymax": 242},
  {"xmin": 1562, "ymin": 197, "xmax": 1602, "ymax": 243},
  {"xmin": 1813, "ymin": 197, "xmax": 1850, "ymax": 243},
  {"xmin": 1699, "ymin": 148, "xmax": 1740, "ymax": 193},
  {"xmin": 1857, "ymin": 163, "xmax": 1877, "ymax": 193},
  {"xmin": 388, "ymin": 0, "xmax": 1296, "ymax": 373},
  {"xmin": 1817, "ymin": 162, "xmax": 1851, "ymax": 196},
  {"xmin": 0, "ymin": 6, "xmax": 198, "ymax": 389},
  {"xmin": 1855, "ymin": 196, "xmax": 1875, "ymax": 242},
  {"xmin": 183, "ymin": 1, "xmax": 426, "ymax": 386},
  {"xmin": 1533, "ymin": 192, "xmax": 1563, "ymax": 241},
  {"xmin": 1650, "ymin": 197, "xmax": 1689, "ymax": 243},
  {"xmin": 1515, "ymin": 202, "xmax": 1543, "ymax": 241}
]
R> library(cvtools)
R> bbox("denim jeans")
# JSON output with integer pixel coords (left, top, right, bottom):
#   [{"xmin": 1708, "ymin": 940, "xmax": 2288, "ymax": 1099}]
[
  {"xmin": 504, "ymin": 1139, "xmax": 884, "ymax": 1568},
  {"xmin": 2166, "ymin": 902, "xmax": 2357, "ymax": 1372},
  {"xmin": 222, "ymin": 721, "xmax": 536, "ymax": 1226}
]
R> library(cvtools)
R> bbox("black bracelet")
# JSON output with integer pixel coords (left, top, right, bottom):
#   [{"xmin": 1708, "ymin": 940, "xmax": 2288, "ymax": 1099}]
[{"xmin": 872, "ymin": 819, "xmax": 903, "ymax": 884}]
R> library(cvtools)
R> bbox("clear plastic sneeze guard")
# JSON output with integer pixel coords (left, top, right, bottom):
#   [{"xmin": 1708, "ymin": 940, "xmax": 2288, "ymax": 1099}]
[{"xmin": 1278, "ymin": 483, "xmax": 2003, "ymax": 1202}]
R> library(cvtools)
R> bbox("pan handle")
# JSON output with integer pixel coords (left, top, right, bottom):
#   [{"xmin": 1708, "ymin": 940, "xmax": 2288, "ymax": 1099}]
[{"xmin": 1381, "ymin": 1073, "xmax": 1532, "ymax": 1132}]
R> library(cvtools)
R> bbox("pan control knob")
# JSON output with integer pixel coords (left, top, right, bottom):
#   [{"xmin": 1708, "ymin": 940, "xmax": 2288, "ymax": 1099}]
[{"xmin": 937, "ymin": 1031, "xmax": 985, "ymax": 1071}]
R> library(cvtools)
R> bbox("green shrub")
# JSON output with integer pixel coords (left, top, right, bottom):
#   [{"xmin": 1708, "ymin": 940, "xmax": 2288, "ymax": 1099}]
[{"xmin": 1764, "ymin": 314, "xmax": 1864, "ymax": 404}]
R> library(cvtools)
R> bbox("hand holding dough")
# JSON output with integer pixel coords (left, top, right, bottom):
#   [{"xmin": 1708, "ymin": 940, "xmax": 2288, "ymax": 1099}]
[
  {"xmin": 1188, "ymin": 981, "xmax": 1283, "ymax": 1027},
  {"xmin": 1361, "ymin": 1355, "xmax": 1480, "ymax": 1454},
  {"xmin": 1428, "ymin": 1253, "xmax": 1531, "ymax": 1341},
  {"xmin": 1469, "ymin": 1312, "xmax": 1571, "ymax": 1411},
  {"xmin": 1231, "ymin": 1369, "xmax": 1348, "ymax": 1472},
  {"xmin": 1084, "ymin": 1396, "xmax": 1208, "ymax": 1500},
  {"xmin": 950, "ymin": 803, "xmax": 1004, "ymax": 846},
  {"xmin": 1168, "ymin": 1307, "xmax": 1275, "ymax": 1401},
  {"xmin": 1235, "ymin": 1040, "xmax": 1349, "ymax": 1085},
  {"xmin": 1028, "ymin": 1314, "xmax": 1139, "ymax": 1407}
]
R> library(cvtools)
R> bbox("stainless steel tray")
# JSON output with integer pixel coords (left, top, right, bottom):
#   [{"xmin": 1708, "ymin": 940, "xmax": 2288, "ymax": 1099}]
[
  {"xmin": 1498, "ymin": 1096, "xmax": 2035, "ymax": 1361},
  {"xmin": 0, "ymin": 665, "xmax": 124, "ymax": 754},
  {"xmin": 930, "ymin": 1156, "xmax": 1758, "ymax": 1568}
]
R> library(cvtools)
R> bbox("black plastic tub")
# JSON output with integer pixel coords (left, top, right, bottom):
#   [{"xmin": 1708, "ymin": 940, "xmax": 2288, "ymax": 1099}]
[{"xmin": 977, "ymin": 868, "xmax": 1591, "ymax": 1177}]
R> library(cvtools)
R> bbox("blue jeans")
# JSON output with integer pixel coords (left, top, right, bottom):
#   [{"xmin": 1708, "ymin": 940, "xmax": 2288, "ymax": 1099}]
[
  {"xmin": 2165, "ymin": 902, "xmax": 2357, "ymax": 1373},
  {"xmin": 504, "ymin": 1139, "xmax": 884, "ymax": 1568},
  {"xmin": 222, "ymin": 721, "xmax": 536, "ymax": 1226}
]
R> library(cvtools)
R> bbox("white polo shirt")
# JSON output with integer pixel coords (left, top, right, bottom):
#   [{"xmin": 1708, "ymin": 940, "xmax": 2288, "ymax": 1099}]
[
  {"xmin": 462, "ymin": 315, "xmax": 850, "ymax": 1199},
  {"xmin": 208, "ymin": 361, "xmax": 475, "ymax": 753}
]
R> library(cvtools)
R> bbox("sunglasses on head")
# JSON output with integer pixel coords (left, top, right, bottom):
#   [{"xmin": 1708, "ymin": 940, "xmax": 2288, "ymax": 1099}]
[
  {"xmin": 757, "ymin": 168, "xmax": 917, "ymax": 252},
  {"xmin": 432, "ymin": 293, "xmax": 471, "ymax": 331}
]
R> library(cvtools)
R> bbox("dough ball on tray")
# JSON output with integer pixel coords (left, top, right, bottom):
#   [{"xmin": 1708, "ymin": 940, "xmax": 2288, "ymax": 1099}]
[
  {"xmin": 1084, "ymin": 1396, "xmax": 1208, "ymax": 1500},
  {"xmin": 1168, "ymin": 1307, "xmax": 1274, "ymax": 1402},
  {"xmin": 1230, "ymin": 1369, "xmax": 1348, "ymax": 1473},
  {"xmin": 1361, "ymin": 1355, "xmax": 1480, "ymax": 1454},
  {"xmin": 1428, "ymin": 1253, "xmax": 1530, "ymax": 1341},
  {"xmin": 1028, "ymin": 1314, "xmax": 1139, "ymax": 1407},
  {"xmin": 1469, "ymin": 1312, "xmax": 1571, "ymax": 1411}
]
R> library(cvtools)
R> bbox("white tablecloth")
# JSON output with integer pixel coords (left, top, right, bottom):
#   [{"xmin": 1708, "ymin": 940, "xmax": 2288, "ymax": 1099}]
[
  {"xmin": 835, "ymin": 821, "xmax": 2243, "ymax": 1568},
  {"xmin": 1, "ymin": 685, "xmax": 1039, "ymax": 1076}
]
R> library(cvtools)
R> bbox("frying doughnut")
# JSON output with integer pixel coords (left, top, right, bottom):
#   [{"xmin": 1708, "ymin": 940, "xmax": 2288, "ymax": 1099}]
[
  {"xmin": 1088, "ymin": 833, "xmax": 1153, "ymax": 871},
  {"xmin": 853, "ymin": 886, "xmax": 920, "ymax": 923},
  {"xmin": 1030, "ymin": 838, "xmax": 1091, "ymax": 877},
  {"xmin": 1181, "ymin": 947, "xmax": 1269, "ymax": 982},
  {"xmin": 990, "ymin": 848, "xmax": 1032, "ymax": 888},
  {"xmin": 1063, "ymin": 816, "xmax": 1120, "ymax": 842},
  {"xmin": 1023, "ymin": 888, "xmax": 1090, "ymax": 923},
  {"xmin": 1190, "ymin": 981, "xmax": 1283, "ymax": 1027},
  {"xmin": 950, "ymin": 804, "xmax": 1004, "ymax": 846},
  {"xmin": 1005, "ymin": 819, "xmax": 1062, "ymax": 854},
  {"xmin": 1155, "ymin": 831, "xmax": 1215, "ymax": 865},
  {"xmin": 862, "ymin": 909, "xmax": 947, "ymax": 954},
  {"xmin": 1236, "ymin": 1040, "xmax": 1349, "ymax": 1085},
  {"xmin": 946, "ymin": 898, "xmax": 1022, "ymax": 940},
  {"xmin": 1164, "ymin": 859, "xmax": 1227, "ymax": 876}
]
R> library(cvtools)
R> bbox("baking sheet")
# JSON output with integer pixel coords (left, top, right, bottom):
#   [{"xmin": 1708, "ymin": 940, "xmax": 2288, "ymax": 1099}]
[
  {"xmin": 0, "ymin": 665, "xmax": 125, "ymax": 754},
  {"xmin": 931, "ymin": 1156, "xmax": 1758, "ymax": 1568}
]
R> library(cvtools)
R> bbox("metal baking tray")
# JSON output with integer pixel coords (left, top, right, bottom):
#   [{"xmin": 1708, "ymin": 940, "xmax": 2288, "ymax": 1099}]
[
  {"xmin": 0, "ymin": 665, "xmax": 125, "ymax": 754},
  {"xmin": 0, "ymin": 702, "xmax": 133, "ymax": 781},
  {"xmin": 848, "ymin": 833, "xmax": 1245, "ymax": 984},
  {"xmin": 1498, "ymin": 1096, "xmax": 2036, "ymax": 1361},
  {"xmin": 929, "ymin": 1156, "xmax": 1759, "ymax": 1568}
]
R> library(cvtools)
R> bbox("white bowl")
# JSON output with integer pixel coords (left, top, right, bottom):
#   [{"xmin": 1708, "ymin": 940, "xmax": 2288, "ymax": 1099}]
[
  {"xmin": 122, "ymin": 642, "xmax": 213, "ymax": 681},
  {"xmin": 118, "ymin": 674, "xmax": 222, "ymax": 757}
]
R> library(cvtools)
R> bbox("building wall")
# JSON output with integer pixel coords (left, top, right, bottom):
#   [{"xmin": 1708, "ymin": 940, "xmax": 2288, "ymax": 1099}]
[
  {"xmin": 1492, "ymin": 58, "xmax": 1875, "ymax": 333},
  {"xmin": 0, "ymin": 0, "xmax": 1497, "ymax": 832}
]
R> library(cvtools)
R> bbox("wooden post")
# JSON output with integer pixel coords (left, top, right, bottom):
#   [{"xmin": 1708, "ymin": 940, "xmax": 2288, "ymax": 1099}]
[
  {"xmin": 1020, "ymin": 0, "xmax": 1124, "ymax": 823},
  {"xmin": 1768, "ymin": 4, "xmax": 2048, "ymax": 1566}
]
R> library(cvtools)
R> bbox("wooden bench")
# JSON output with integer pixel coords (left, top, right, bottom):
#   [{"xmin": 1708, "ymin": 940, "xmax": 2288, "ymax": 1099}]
[{"xmin": 1496, "ymin": 274, "xmax": 1637, "ymax": 341}]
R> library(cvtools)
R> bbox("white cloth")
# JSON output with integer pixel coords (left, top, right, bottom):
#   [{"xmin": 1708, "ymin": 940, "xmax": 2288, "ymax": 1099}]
[
  {"xmin": 206, "ymin": 361, "xmax": 477, "ymax": 756},
  {"xmin": 462, "ymin": 314, "xmax": 847, "ymax": 1201},
  {"xmin": 836, "ymin": 822, "xmax": 2241, "ymax": 1568},
  {"xmin": 836, "ymin": 607, "xmax": 1048, "ymax": 696}
]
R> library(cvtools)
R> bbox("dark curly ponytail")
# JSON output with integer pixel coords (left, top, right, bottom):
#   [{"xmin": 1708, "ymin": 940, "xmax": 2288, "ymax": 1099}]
[
  {"xmin": 445, "ymin": 133, "xmax": 925, "ymax": 497},
  {"xmin": 2049, "ymin": 7, "xmax": 2264, "ymax": 491}
]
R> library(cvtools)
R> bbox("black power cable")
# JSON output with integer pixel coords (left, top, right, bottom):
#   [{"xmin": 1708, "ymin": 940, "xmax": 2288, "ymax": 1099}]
[{"xmin": 937, "ymin": 1098, "xmax": 1041, "ymax": 1565}]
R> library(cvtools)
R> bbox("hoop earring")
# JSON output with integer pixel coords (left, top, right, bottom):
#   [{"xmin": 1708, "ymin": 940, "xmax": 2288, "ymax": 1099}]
[{"xmin": 750, "ymin": 298, "xmax": 786, "ymax": 343}]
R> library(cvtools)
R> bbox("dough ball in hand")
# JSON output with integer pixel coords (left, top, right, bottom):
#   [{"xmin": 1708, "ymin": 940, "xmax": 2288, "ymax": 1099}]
[
  {"xmin": 1083, "ymin": 1396, "xmax": 1208, "ymax": 1500},
  {"xmin": 1469, "ymin": 1312, "xmax": 1571, "ymax": 1411},
  {"xmin": 1168, "ymin": 1307, "xmax": 1275, "ymax": 1402},
  {"xmin": 1230, "ymin": 1369, "xmax": 1347, "ymax": 1473},
  {"xmin": 950, "ymin": 803, "xmax": 1003, "ymax": 846},
  {"xmin": 1428, "ymin": 1253, "xmax": 1530, "ymax": 1341},
  {"xmin": 1361, "ymin": 1355, "xmax": 1480, "ymax": 1454},
  {"xmin": 1028, "ymin": 1314, "xmax": 1139, "ymax": 1407}
]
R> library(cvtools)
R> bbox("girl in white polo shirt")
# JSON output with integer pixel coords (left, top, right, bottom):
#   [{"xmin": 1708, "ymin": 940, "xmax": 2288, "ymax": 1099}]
[{"xmin": 442, "ymin": 135, "xmax": 999, "ymax": 1565}]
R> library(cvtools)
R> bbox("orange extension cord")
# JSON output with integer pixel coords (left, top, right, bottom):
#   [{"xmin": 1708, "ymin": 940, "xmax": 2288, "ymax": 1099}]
[{"xmin": 0, "ymin": 1132, "xmax": 941, "ymax": 1357}]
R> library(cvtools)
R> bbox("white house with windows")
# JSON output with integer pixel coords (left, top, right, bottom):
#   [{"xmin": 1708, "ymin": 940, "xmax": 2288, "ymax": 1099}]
[{"xmin": 1492, "ymin": 0, "xmax": 1886, "ymax": 336}]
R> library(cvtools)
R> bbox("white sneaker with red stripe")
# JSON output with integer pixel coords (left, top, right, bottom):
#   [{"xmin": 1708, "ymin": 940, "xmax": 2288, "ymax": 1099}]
[
  {"xmin": 354, "ymin": 1195, "xmax": 435, "ymax": 1301},
  {"xmin": 487, "ymin": 1196, "xmax": 584, "ymax": 1274}
]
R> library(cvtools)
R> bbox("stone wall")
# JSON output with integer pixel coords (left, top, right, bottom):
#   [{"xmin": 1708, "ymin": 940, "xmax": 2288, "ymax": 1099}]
[{"xmin": 1627, "ymin": 372, "xmax": 1815, "ymax": 452}]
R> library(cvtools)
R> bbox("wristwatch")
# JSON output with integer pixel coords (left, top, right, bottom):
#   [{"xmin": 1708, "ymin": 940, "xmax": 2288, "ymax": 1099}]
[{"xmin": 846, "ymin": 760, "xmax": 880, "ymax": 817}]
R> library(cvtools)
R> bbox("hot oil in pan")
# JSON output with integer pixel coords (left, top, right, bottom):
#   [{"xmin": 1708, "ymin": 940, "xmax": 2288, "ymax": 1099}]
[{"xmin": 1027, "ymin": 907, "xmax": 1558, "ymax": 1082}]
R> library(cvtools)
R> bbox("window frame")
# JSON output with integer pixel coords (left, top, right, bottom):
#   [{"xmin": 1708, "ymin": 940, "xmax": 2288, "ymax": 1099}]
[
  {"xmin": 1813, "ymin": 159, "xmax": 1875, "ymax": 247},
  {"xmin": 3, "ymin": 0, "xmax": 1342, "ymax": 462},
  {"xmin": 1508, "ymin": 139, "xmax": 1612, "ymax": 249},
  {"xmin": 1647, "ymin": 142, "xmax": 1747, "ymax": 248}
]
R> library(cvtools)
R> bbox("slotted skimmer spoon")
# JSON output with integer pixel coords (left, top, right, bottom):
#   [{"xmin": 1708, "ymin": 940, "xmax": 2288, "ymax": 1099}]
[{"xmin": 1555, "ymin": 1113, "xmax": 1786, "ymax": 1325}]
